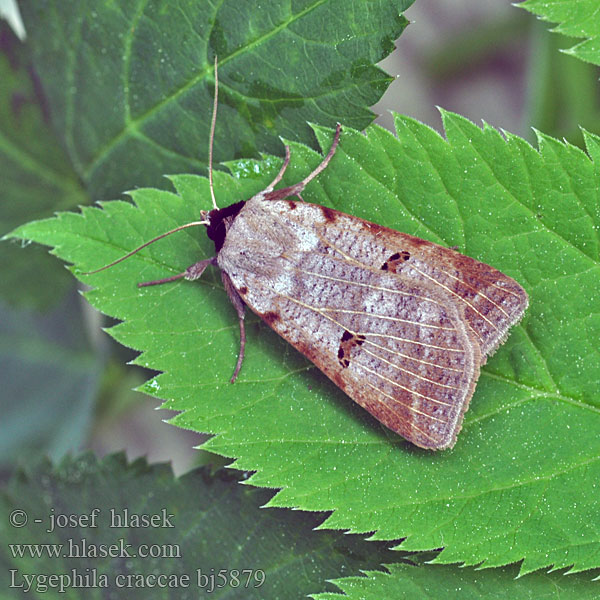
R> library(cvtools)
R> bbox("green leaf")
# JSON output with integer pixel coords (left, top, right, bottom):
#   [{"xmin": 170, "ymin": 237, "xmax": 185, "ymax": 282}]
[
  {"xmin": 0, "ymin": 454, "xmax": 399, "ymax": 598},
  {"xmin": 8, "ymin": 114, "xmax": 600, "ymax": 576},
  {"xmin": 0, "ymin": 295, "xmax": 100, "ymax": 465},
  {"xmin": 18, "ymin": 0, "xmax": 411, "ymax": 201},
  {"xmin": 519, "ymin": 0, "xmax": 600, "ymax": 66},
  {"xmin": 0, "ymin": 22, "xmax": 85, "ymax": 307},
  {"xmin": 314, "ymin": 560, "xmax": 600, "ymax": 600}
]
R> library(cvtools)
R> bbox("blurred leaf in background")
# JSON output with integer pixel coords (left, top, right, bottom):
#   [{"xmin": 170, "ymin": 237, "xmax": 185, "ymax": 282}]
[
  {"xmin": 0, "ymin": 292, "xmax": 100, "ymax": 467},
  {"xmin": 0, "ymin": 21, "xmax": 84, "ymax": 308},
  {"xmin": 374, "ymin": 1, "xmax": 600, "ymax": 148},
  {"xmin": 0, "ymin": 454, "xmax": 402, "ymax": 598},
  {"xmin": 17, "ymin": 0, "xmax": 410, "ymax": 202}
]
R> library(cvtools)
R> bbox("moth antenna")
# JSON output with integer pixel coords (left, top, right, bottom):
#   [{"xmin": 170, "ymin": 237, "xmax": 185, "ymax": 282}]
[
  {"xmin": 81, "ymin": 220, "xmax": 208, "ymax": 275},
  {"xmin": 208, "ymin": 55, "xmax": 219, "ymax": 210}
]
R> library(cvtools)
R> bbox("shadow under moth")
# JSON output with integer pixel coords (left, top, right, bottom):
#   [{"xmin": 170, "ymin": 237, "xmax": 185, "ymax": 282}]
[{"xmin": 88, "ymin": 61, "xmax": 528, "ymax": 451}]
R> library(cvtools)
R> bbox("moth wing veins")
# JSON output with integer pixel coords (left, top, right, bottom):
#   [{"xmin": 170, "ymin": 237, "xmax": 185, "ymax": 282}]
[
  {"xmin": 311, "ymin": 207, "xmax": 529, "ymax": 361},
  {"xmin": 218, "ymin": 197, "xmax": 486, "ymax": 449}
]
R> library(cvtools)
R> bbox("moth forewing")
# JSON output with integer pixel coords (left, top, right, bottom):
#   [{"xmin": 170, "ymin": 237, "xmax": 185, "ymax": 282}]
[
  {"xmin": 311, "ymin": 221, "xmax": 530, "ymax": 362},
  {"xmin": 378, "ymin": 237, "xmax": 530, "ymax": 361},
  {"xmin": 218, "ymin": 198, "xmax": 486, "ymax": 449}
]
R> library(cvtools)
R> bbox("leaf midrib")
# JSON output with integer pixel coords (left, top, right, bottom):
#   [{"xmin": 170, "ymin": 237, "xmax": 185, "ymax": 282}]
[{"xmin": 82, "ymin": 0, "xmax": 330, "ymax": 181}]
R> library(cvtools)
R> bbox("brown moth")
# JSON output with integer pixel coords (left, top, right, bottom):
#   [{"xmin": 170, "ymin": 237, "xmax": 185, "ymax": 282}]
[{"xmin": 89, "ymin": 60, "xmax": 528, "ymax": 450}]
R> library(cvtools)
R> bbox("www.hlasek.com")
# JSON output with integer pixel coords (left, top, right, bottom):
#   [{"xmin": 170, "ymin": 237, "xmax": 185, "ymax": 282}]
[{"xmin": 9, "ymin": 538, "xmax": 180, "ymax": 559}]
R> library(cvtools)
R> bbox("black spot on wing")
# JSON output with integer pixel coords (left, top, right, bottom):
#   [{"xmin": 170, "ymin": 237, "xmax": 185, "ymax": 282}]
[
  {"xmin": 380, "ymin": 250, "xmax": 411, "ymax": 273},
  {"xmin": 338, "ymin": 330, "xmax": 366, "ymax": 368}
]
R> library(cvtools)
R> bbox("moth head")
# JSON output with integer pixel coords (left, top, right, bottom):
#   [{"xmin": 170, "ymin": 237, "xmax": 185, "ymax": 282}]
[{"xmin": 204, "ymin": 200, "xmax": 245, "ymax": 253}]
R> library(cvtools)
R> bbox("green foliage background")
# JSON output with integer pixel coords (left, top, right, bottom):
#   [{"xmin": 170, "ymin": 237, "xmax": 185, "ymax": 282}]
[
  {"xmin": 2, "ymin": 0, "xmax": 599, "ymax": 597},
  {"xmin": 1, "ymin": 454, "xmax": 402, "ymax": 598}
]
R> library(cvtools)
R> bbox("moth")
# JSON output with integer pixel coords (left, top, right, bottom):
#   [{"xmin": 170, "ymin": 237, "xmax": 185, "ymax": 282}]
[{"xmin": 89, "ymin": 60, "xmax": 528, "ymax": 450}]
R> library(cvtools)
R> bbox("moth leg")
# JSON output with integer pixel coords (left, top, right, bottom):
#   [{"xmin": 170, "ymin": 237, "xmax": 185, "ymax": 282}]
[
  {"xmin": 295, "ymin": 193, "xmax": 305, "ymax": 202},
  {"xmin": 138, "ymin": 257, "xmax": 217, "ymax": 287},
  {"xmin": 265, "ymin": 124, "xmax": 341, "ymax": 201},
  {"xmin": 263, "ymin": 145, "xmax": 291, "ymax": 193},
  {"xmin": 221, "ymin": 272, "xmax": 246, "ymax": 383},
  {"xmin": 294, "ymin": 123, "xmax": 341, "ymax": 189},
  {"xmin": 184, "ymin": 257, "xmax": 218, "ymax": 280},
  {"xmin": 260, "ymin": 125, "xmax": 341, "ymax": 203}
]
